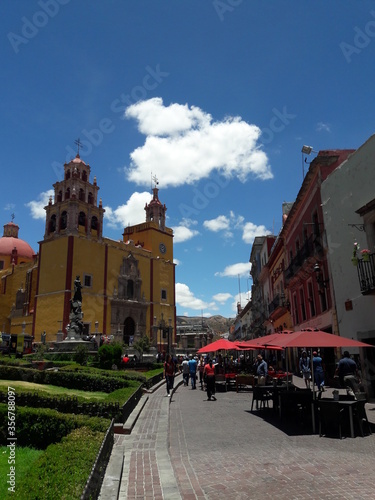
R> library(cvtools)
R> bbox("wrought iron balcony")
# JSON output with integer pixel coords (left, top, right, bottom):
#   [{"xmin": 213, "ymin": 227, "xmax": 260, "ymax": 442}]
[
  {"xmin": 285, "ymin": 234, "xmax": 324, "ymax": 284},
  {"xmin": 357, "ymin": 253, "xmax": 375, "ymax": 294}
]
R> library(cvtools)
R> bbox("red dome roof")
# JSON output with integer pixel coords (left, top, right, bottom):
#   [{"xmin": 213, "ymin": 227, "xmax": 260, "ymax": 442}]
[{"xmin": 0, "ymin": 236, "xmax": 35, "ymax": 259}]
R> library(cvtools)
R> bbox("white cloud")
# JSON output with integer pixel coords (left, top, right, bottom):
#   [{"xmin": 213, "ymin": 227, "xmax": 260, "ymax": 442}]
[
  {"xmin": 316, "ymin": 122, "xmax": 331, "ymax": 133},
  {"xmin": 212, "ymin": 292, "xmax": 232, "ymax": 304},
  {"xmin": 203, "ymin": 215, "xmax": 230, "ymax": 232},
  {"xmin": 203, "ymin": 212, "xmax": 269, "ymax": 245},
  {"xmin": 173, "ymin": 258, "xmax": 181, "ymax": 266},
  {"xmin": 215, "ymin": 262, "xmax": 250, "ymax": 278},
  {"xmin": 26, "ymin": 189, "xmax": 54, "ymax": 219},
  {"xmin": 231, "ymin": 292, "xmax": 251, "ymax": 314},
  {"xmin": 124, "ymin": 98, "xmax": 272, "ymax": 187},
  {"xmin": 176, "ymin": 283, "xmax": 216, "ymax": 311},
  {"xmin": 172, "ymin": 219, "xmax": 199, "ymax": 243},
  {"xmin": 104, "ymin": 191, "xmax": 150, "ymax": 228},
  {"xmin": 242, "ymin": 222, "xmax": 271, "ymax": 244}
]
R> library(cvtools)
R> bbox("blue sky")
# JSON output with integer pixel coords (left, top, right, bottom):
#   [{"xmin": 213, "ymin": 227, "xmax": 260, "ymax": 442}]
[{"xmin": 1, "ymin": 1, "xmax": 375, "ymax": 319}]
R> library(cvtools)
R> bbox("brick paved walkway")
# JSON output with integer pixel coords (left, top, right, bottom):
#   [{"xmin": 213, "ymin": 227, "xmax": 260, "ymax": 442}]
[
  {"xmin": 117, "ymin": 383, "xmax": 181, "ymax": 500},
  {"xmin": 105, "ymin": 376, "xmax": 375, "ymax": 499}
]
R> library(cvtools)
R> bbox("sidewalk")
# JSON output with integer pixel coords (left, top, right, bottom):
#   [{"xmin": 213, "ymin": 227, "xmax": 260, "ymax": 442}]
[{"xmin": 99, "ymin": 374, "xmax": 184, "ymax": 500}]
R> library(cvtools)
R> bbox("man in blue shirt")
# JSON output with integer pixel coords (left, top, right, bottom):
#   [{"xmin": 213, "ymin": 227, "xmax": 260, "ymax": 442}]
[
  {"xmin": 256, "ymin": 354, "xmax": 268, "ymax": 380},
  {"xmin": 336, "ymin": 351, "xmax": 360, "ymax": 388},
  {"xmin": 188, "ymin": 355, "xmax": 198, "ymax": 389}
]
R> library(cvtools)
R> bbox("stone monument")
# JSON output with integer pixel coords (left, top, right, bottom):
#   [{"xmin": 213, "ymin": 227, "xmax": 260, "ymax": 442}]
[{"xmin": 54, "ymin": 276, "xmax": 96, "ymax": 352}]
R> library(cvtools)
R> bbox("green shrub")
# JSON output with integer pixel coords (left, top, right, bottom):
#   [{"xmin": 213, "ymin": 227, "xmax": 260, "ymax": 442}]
[
  {"xmin": 73, "ymin": 344, "xmax": 89, "ymax": 365},
  {"xmin": 98, "ymin": 342, "xmax": 123, "ymax": 369},
  {"xmin": 0, "ymin": 404, "xmax": 109, "ymax": 449}
]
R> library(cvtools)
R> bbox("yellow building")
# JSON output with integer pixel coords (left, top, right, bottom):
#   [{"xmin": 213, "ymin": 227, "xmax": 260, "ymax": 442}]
[{"xmin": 0, "ymin": 153, "xmax": 176, "ymax": 349}]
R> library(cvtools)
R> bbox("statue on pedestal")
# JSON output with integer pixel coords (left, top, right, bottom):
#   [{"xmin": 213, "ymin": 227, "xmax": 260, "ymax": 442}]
[{"xmin": 66, "ymin": 276, "xmax": 84, "ymax": 339}]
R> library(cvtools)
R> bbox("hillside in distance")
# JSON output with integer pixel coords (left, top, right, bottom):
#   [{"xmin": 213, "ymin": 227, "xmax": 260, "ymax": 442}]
[{"xmin": 176, "ymin": 315, "xmax": 233, "ymax": 336}]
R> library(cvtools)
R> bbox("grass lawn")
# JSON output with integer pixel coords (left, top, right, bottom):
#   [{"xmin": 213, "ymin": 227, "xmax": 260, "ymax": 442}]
[
  {"xmin": 0, "ymin": 380, "xmax": 108, "ymax": 400},
  {"xmin": 0, "ymin": 446, "xmax": 43, "ymax": 499}
]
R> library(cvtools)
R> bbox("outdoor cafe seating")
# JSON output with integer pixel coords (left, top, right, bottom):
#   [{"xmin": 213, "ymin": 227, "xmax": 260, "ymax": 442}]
[{"xmin": 316, "ymin": 386, "xmax": 372, "ymax": 438}]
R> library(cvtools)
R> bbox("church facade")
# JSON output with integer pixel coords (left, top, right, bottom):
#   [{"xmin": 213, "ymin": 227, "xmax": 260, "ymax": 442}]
[{"xmin": 0, "ymin": 153, "xmax": 176, "ymax": 349}]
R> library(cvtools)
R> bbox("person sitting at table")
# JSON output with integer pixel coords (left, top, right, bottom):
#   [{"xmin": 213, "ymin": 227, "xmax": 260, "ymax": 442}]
[
  {"xmin": 256, "ymin": 354, "xmax": 268, "ymax": 384},
  {"xmin": 312, "ymin": 351, "xmax": 325, "ymax": 392},
  {"xmin": 299, "ymin": 350, "xmax": 311, "ymax": 389},
  {"xmin": 335, "ymin": 351, "xmax": 361, "ymax": 389}
]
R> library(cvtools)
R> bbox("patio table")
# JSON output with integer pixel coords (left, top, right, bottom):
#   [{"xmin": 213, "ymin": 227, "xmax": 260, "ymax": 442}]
[{"xmin": 317, "ymin": 398, "xmax": 362, "ymax": 438}]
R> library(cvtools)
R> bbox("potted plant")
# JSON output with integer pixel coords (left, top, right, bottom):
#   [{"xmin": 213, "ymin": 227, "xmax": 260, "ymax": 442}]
[{"xmin": 361, "ymin": 249, "xmax": 370, "ymax": 262}]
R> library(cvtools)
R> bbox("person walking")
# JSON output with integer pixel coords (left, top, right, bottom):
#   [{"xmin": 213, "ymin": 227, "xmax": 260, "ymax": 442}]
[
  {"xmin": 335, "ymin": 351, "xmax": 361, "ymax": 388},
  {"xmin": 164, "ymin": 354, "xmax": 175, "ymax": 397},
  {"xmin": 188, "ymin": 355, "xmax": 198, "ymax": 389},
  {"xmin": 204, "ymin": 358, "xmax": 216, "ymax": 401},
  {"xmin": 299, "ymin": 351, "xmax": 311, "ymax": 389},
  {"xmin": 198, "ymin": 356, "xmax": 205, "ymax": 390},
  {"xmin": 181, "ymin": 356, "xmax": 190, "ymax": 386},
  {"xmin": 312, "ymin": 351, "xmax": 325, "ymax": 392}
]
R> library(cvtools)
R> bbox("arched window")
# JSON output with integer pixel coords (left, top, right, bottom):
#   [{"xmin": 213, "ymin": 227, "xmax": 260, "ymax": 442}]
[
  {"xmin": 49, "ymin": 215, "xmax": 56, "ymax": 234},
  {"xmin": 82, "ymin": 170, "xmax": 87, "ymax": 182},
  {"xmin": 91, "ymin": 216, "xmax": 98, "ymax": 230},
  {"xmin": 65, "ymin": 170, "xmax": 71, "ymax": 180},
  {"xmin": 65, "ymin": 187, "xmax": 70, "ymax": 200},
  {"xmin": 60, "ymin": 211, "xmax": 67, "ymax": 230},
  {"xmin": 79, "ymin": 188, "xmax": 85, "ymax": 202},
  {"xmin": 78, "ymin": 212, "xmax": 86, "ymax": 226},
  {"xmin": 88, "ymin": 192, "xmax": 93, "ymax": 204},
  {"xmin": 57, "ymin": 190, "xmax": 62, "ymax": 202}
]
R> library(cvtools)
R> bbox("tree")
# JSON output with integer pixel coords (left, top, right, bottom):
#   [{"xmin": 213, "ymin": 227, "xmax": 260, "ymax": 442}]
[{"xmin": 132, "ymin": 335, "xmax": 150, "ymax": 363}]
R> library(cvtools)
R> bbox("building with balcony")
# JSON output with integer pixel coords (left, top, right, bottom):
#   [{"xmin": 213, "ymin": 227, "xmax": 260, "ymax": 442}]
[{"xmin": 321, "ymin": 134, "xmax": 375, "ymax": 397}]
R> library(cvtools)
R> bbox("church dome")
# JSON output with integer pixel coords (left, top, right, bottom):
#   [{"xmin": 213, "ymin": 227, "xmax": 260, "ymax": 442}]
[{"xmin": 0, "ymin": 222, "xmax": 35, "ymax": 262}]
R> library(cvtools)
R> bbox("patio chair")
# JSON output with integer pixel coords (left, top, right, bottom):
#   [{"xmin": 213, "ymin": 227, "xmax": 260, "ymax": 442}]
[
  {"xmin": 318, "ymin": 401, "xmax": 345, "ymax": 439},
  {"xmin": 251, "ymin": 386, "xmax": 273, "ymax": 411},
  {"xmin": 353, "ymin": 393, "xmax": 372, "ymax": 436}
]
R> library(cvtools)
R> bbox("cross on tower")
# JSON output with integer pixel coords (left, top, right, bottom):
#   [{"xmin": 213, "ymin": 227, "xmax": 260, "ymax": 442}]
[
  {"xmin": 152, "ymin": 174, "xmax": 159, "ymax": 187},
  {"xmin": 11, "ymin": 213, "xmax": 15, "ymax": 222},
  {"xmin": 74, "ymin": 138, "xmax": 83, "ymax": 156}
]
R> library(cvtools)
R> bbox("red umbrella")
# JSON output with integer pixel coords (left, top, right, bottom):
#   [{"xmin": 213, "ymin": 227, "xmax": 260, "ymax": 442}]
[
  {"xmin": 265, "ymin": 328, "xmax": 374, "ymax": 349},
  {"xmin": 264, "ymin": 328, "xmax": 374, "ymax": 401},
  {"xmin": 197, "ymin": 339, "xmax": 241, "ymax": 353},
  {"xmin": 237, "ymin": 332, "xmax": 290, "ymax": 351}
]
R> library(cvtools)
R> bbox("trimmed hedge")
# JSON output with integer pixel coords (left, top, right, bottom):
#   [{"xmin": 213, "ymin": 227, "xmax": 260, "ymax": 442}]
[
  {"xmin": 0, "ymin": 365, "xmax": 132, "ymax": 392},
  {"xmin": 0, "ymin": 403, "xmax": 110, "ymax": 449},
  {"xmin": 59, "ymin": 363, "xmax": 148, "ymax": 384},
  {"xmin": 13, "ymin": 427, "xmax": 107, "ymax": 500}
]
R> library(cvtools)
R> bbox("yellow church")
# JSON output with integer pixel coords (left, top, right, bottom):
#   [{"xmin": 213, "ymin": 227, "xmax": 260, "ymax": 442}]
[{"xmin": 0, "ymin": 152, "xmax": 176, "ymax": 351}]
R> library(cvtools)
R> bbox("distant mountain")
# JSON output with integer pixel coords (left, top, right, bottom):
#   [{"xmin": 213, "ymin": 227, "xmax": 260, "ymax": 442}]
[{"xmin": 176, "ymin": 315, "xmax": 233, "ymax": 336}]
